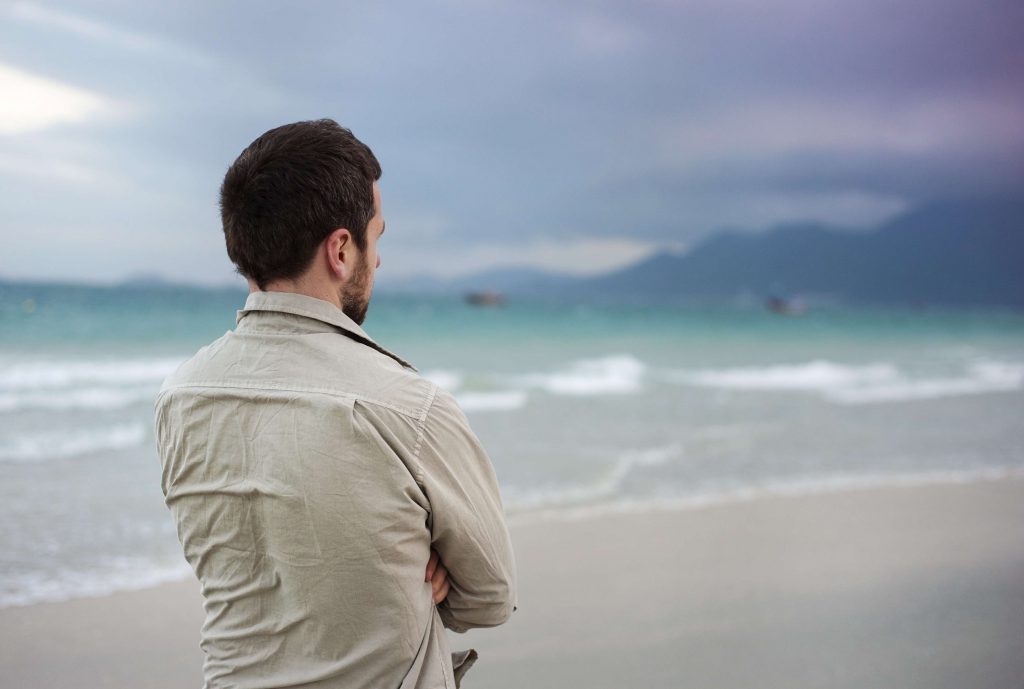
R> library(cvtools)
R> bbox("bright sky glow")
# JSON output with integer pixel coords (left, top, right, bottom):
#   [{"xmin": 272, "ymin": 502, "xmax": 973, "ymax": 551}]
[{"xmin": 0, "ymin": 63, "xmax": 104, "ymax": 135}]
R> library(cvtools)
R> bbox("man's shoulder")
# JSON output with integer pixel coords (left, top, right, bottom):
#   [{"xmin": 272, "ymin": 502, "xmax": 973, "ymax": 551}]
[
  {"xmin": 157, "ymin": 332, "xmax": 231, "ymax": 393},
  {"xmin": 156, "ymin": 329, "xmax": 439, "ymax": 421}
]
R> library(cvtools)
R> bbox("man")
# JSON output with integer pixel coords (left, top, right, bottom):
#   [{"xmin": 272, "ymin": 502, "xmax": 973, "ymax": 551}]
[{"xmin": 154, "ymin": 119, "xmax": 517, "ymax": 689}]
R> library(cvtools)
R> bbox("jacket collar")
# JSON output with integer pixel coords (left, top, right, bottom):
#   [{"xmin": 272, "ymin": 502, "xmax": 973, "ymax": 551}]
[{"xmin": 236, "ymin": 291, "xmax": 417, "ymax": 371}]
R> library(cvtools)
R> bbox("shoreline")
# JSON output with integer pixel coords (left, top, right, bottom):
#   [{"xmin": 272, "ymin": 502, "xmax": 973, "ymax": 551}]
[
  {"xmin": 1, "ymin": 466, "xmax": 1022, "ymax": 610},
  {"xmin": 3, "ymin": 477, "xmax": 1024, "ymax": 688},
  {"xmin": 505, "ymin": 464, "xmax": 1024, "ymax": 524}
]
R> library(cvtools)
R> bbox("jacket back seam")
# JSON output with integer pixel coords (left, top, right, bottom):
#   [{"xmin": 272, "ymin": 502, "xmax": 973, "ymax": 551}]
[
  {"xmin": 157, "ymin": 380, "xmax": 425, "ymax": 420},
  {"xmin": 407, "ymin": 385, "xmax": 438, "ymax": 486}
]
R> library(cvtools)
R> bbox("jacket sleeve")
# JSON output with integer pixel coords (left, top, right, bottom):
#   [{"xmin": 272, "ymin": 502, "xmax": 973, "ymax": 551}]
[{"xmin": 415, "ymin": 387, "xmax": 517, "ymax": 633}]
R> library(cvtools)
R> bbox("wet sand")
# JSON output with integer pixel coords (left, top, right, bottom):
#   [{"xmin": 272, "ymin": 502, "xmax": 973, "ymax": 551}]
[{"xmin": 3, "ymin": 478, "xmax": 1023, "ymax": 689}]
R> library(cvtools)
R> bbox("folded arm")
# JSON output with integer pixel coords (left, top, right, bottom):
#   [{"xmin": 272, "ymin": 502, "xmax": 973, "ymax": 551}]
[{"xmin": 415, "ymin": 389, "xmax": 517, "ymax": 633}]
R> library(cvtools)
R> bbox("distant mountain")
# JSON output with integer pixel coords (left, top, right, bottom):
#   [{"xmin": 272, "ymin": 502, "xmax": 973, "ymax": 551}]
[
  {"xmin": 407, "ymin": 197, "xmax": 1010, "ymax": 307},
  {"xmin": 577, "ymin": 196, "xmax": 1023, "ymax": 307},
  {"xmin": 364, "ymin": 196, "xmax": 1024, "ymax": 307}
]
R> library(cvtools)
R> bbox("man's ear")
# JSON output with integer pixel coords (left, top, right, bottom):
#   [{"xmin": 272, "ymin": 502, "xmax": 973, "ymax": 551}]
[{"xmin": 325, "ymin": 228, "xmax": 352, "ymax": 281}]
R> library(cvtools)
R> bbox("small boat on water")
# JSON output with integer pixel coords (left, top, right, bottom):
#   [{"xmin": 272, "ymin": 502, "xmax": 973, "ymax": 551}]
[
  {"xmin": 465, "ymin": 291, "xmax": 506, "ymax": 307},
  {"xmin": 765, "ymin": 295, "xmax": 807, "ymax": 316}
]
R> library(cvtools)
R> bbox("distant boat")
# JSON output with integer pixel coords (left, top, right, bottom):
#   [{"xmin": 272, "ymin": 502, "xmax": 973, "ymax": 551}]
[
  {"xmin": 765, "ymin": 295, "xmax": 807, "ymax": 316},
  {"xmin": 465, "ymin": 291, "xmax": 505, "ymax": 307}
]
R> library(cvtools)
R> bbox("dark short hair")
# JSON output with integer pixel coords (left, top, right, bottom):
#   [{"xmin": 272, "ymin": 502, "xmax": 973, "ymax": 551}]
[{"xmin": 220, "ymin": 119, "xmax": 381, "ymax": 289}]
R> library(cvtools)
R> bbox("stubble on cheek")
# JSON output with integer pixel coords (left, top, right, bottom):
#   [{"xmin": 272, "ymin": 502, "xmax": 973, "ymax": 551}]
[{"xmin": 341, "ymin": 261, "xmax": 371, "ymax": 325}]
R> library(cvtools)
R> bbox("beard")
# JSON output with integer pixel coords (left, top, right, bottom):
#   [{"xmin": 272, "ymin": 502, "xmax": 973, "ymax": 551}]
[{"xmin": 340, "ymin": 258, "xmax": 373, "ymax": 325}]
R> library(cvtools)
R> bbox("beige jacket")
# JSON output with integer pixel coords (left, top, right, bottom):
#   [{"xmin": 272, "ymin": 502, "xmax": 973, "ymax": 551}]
[{"xmin": 154, "ymin": 291, "xmax": 517, "ymax": 689}]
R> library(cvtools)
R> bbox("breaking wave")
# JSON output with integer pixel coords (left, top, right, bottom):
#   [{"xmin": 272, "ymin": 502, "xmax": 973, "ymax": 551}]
[
  {"xmin": 0, "ymin": 357, "xmax": 181, "ymax": 413},
  {"xmin": 504, "ymin": 443, "xmax": 682, "ymax": 511},
  {"xmin": 0, "ymin": 386, "xmax": 156, "ymax": 412},
  {"xmin": 422, "ymin": 354, "xmax": 650, "ymax": 412},
  {"xmin": 420, "ymin": 369, "xmax": 463, "ymax": 393},
  {"xmin": 515, "ymin": 354, "xmax": 647, "ymax": 396},
  {"xmin": 0, "ymin": 358, "xmax": 183, "ymax": 391},
  {"xmin": 0, "ymin": 424, "xmax": 148, "ymax": 463},
  {"xmin": 456, "ymin": 391, "xmax": 529, "ymax": 412},
  {"xmin": 674, "ymin": 359, "xmax": 1024, "ymax": 404},
  {"xmin": 0, "ymin": 559, "xmax": 191, "ymax": 608},
  {"xmin": 508, "ymin": 466, "xmax": 1024, "ymax": 524},
  {"xmin": 828, "ymin": 361, "xmax": 1024, "ymax": 404}
]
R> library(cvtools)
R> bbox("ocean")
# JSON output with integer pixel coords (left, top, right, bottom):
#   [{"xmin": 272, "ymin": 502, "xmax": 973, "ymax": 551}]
[{"xmin": 1, "ymin": 281, "xmax": 1023, "ymax": 608}]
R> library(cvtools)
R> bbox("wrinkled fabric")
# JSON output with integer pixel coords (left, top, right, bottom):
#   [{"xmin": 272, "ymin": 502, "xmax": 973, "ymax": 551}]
[{"xmin": 154, "ymin": 291, "xmax": 517, "ymax": 689}]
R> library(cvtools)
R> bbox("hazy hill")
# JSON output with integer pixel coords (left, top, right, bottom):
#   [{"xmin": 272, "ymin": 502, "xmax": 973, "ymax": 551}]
[
  {"xmin": 434, "ymin": 196, "xmax": 1023, "ymax": 307},
  {"xmin": 579, "ymin": 196, "xmax": 1023, "ymax": 306}
]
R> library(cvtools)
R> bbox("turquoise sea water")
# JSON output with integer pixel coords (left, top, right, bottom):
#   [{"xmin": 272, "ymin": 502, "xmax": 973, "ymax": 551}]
[{"xmin": 1, "ymin": 281, "xmax": 1023, "ymax": 607}]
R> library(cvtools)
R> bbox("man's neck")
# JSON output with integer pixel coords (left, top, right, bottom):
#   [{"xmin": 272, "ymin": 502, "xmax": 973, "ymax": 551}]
[{"xmin": 251, "ymin": 278, "xmax": 342, "ymax": 311}]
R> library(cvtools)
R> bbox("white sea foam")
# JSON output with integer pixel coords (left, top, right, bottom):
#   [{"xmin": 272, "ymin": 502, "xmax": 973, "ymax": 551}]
[
  {"xmin": 457, "ymin": 390, "xmax": 529, "ymax": 412},
  {"xmin": 504, "ymin": 443, "xmax": 682, "ymax": 511},
  {"xmin": 0, "ymin": 357, "xmax": 183, "ymax": 391},
  {"xmin": 827, "ymin": 361, "xmax": 1024, "ymax": 404},
  {"xmin": 681, "ymin": 360, "xmax": 899, "ymax": 391},
  {"xmin": 508, "ymin": 466, "xmax": 1024, "ymax": 525},
  {"xmin": 674, "ymin": 359, "xmax": 1024, "ymax": 404},
  {"xmin": 0, "ymin": 423, "xmax": 148, "ymax": 463},
  {"xmin": 0, "ymin": 559, "xmax": 192, "ymax": 608},
  {"xmin": 421, "ymin": 369, "xmax": 463, "ymax": 393},
  {"xmin": 516, "ymin": 354, "xmax": 647, "ymax": 396},
  {"xmin": 0, "ymin": 385, "xmax": 156, "ymax": 412},
  {"xmin": 426, "ymin": 355, "xmax": 649, "ymax": 405}
]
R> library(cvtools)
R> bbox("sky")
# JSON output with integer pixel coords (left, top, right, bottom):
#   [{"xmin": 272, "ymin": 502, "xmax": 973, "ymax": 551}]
[{"xmin": 1, "ymin": 0, "xmax": 1022, "ymax": 286}]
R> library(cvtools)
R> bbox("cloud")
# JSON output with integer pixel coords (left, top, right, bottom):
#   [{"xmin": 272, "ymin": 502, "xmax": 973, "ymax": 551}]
[
  {"xmin": 380, "ymin": 236, "xmax": 677, "ymax": 279},
  {"xmin": 656, "ymin": 94, "xmax": 1024, "ymax": 165},
  {"xmin": 480, "ymin": 236, "xmax": 668, "ymax": 276},
  {"xmin": 570, "ymin": 12, "xmax": 641, "ymax": 58},
  {"xmin": 0, "ymin": 63, "xmax": 104, "ymax": 134},
  {"xmin": 9, "ymin": 1, "xmax": 212, "ymax": 67},
  {"xmin": 0, "ymin": 0, "xmax": 1021, "ymax": 284},
  {"xmin": 718, "ymin": 190, "xmax": 911, "ymax": 230}
]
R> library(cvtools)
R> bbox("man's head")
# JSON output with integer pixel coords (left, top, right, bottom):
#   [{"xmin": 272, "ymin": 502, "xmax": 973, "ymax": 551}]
[{"xmin": 220, "ymin": 119, "xmax": 384, "ymax": 324}]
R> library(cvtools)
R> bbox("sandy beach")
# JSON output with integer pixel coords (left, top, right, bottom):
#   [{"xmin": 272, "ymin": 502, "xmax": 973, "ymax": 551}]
[{"xmin": 2, "ymin": 477, "xmax": 1023, "ymax": 689}]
